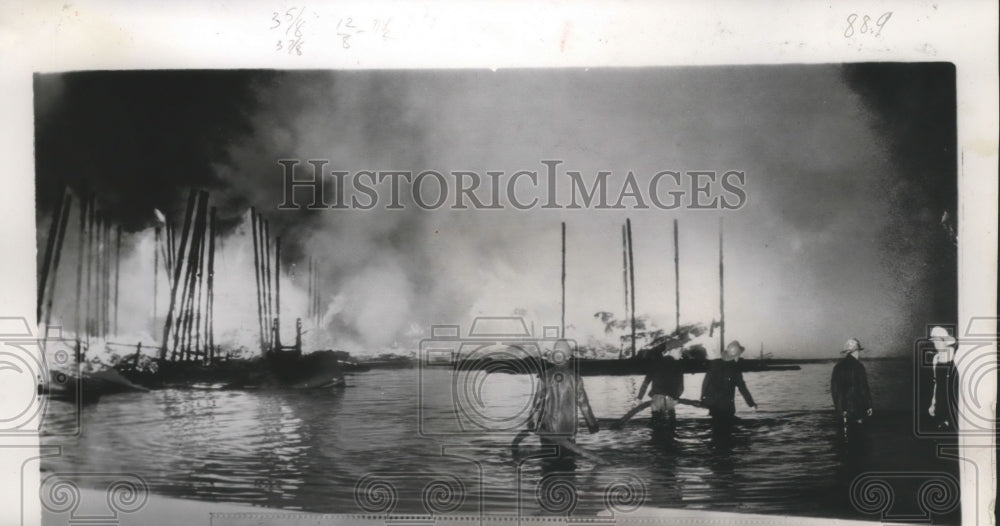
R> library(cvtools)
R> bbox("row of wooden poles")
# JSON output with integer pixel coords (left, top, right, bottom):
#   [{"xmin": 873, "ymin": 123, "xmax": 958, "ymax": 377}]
[
  {"xmin": 250, "ymin": 207, "xmax": 281, "ymax": 353},
  {"xmin": 558, "ymin": 217, "xmax": 725, "ymax": 359},
  {"xmin": 37, "ymin": 188, "xmax": 122, "ymax": 345},
  {"xmin": 158, "ymin": 190, "xmax": 217, "ymax": 363}
]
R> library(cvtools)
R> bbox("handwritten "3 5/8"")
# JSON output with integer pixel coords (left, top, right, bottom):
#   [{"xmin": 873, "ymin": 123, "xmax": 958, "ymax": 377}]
[{"xmin": 845, "ymin": 12, "xmax": 892, "ymax": 38}]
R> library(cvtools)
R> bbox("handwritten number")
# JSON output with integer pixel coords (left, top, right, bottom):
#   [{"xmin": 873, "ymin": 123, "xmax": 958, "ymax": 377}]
[
  {"xmin": 845, "ymin": 12, "xmax": 890, "ymax": 38},
  {"xmin": 271, "ymin": 12, "xmax": 281, "ymax": 29},
  {"xmin": 874, "ymin": 12, "xmax": 892, "ymax": 36}
]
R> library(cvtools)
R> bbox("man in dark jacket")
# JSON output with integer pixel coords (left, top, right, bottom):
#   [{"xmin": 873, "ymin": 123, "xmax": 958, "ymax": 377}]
[
  {"xmin": 638, "ymin": 346, "xmax": 684, "ymax": 425},
  {"xmin": 830, "ymin": 338, "xmax": 873, "ymax": 439},
  {"xmin": 700, "ymin": 340, "xmax": 757, "ymax": 430}
]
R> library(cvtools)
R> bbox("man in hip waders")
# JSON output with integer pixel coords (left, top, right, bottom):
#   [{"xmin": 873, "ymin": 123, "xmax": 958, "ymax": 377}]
[{"xmin": 830, "ymin": 338, "xmax": 873, "ymax": 442}]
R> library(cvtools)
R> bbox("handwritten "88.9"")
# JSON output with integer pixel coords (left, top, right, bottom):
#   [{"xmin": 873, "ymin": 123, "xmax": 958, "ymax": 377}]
[{"xmin": 845, "ymin": 12, "xmax": 892, "ymax": 37}]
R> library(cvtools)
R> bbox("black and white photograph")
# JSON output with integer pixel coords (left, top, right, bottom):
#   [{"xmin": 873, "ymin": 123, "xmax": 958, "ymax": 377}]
[{"xmin": 1, "ymin": 3, "xmax": 996, "ymax": 526}]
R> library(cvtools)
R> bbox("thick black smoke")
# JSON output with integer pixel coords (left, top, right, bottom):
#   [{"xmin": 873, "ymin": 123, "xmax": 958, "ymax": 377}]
[
  {"xmin": 34, "ymin": 70, "xmax": 269, "ymax": 232},
  {"xmin": 842, "ymin": 63, "xmax": 957, "ymax": 327}
]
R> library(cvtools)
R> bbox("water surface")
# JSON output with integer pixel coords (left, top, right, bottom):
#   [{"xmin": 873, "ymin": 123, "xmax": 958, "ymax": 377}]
[{"xmin": 41, "ymin": 360, "xmax": 960, "ymax": 522}]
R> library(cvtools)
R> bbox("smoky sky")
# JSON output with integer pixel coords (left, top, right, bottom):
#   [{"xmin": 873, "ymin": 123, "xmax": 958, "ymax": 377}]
[{"xmin": 34, "ymin": 64, "xmax": 957, "ymax": 356}]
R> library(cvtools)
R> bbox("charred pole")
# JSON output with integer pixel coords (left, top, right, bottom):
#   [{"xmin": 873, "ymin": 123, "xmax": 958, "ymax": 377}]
[
  {"xmin": 103, "ymin": 220, "xmax": 112, "ymax": 337},
  {"xmin": 274, "ymin": 235, "xmax": 282, "ymax": 349},
  {"xmin": 85, "ymin": 201, "xmax": 95, "ymax": 339},
  {"xmin": 43, "ymin": 194, "xmax": 72, "ymax": 330},
  {"xmin": 206, "ymin": 207, "xmax": 217, "ymax": 363},
  {"xmin": 38, "ymin": 186, "xmax": 67, "ymax": 323},
  {"xmin": 718, "ymin": 217, "xmax": 725, "ymax": 350},
  {"xmin": 251, "ymin": 209, "xmax": 265, "ymax": 352},
  {"xmin": 191, "ymin": 203, "xmax": 208, "ymax": 359},
  {"xmin": 626, "ymin": 218, "xmax": 636, "ymax": 358},
  {"xmin": 160, "ymin": 190, "xmax": 196, "ymax": 361},
  {"xmin": 264, "ymin": 220, "xmax": 273, "ymax": 350},
  {"xmin": 74, "ymin": 195, "xmax": 87, "ymax": 337},
  {"xmin": 96, "ymin": 217, "xmax": 103, "ymax": 337},
  {"xmin": 620, "ymin": 223, "xmax": 629, "ymax": 360},
  {"xmin": 181, "ymin": 192, "xmax": 208, "ymax": 360},
  {"xmin": 153, "ymin": 225, "xmax": 160, "ymax": 333},
  {"xmin": 173, "ymin": 204, "xmax": 199, "ymax": 360},
  {"xmin": 561, "ymin": 222, "xmax": 566, "ymax": 339},
  {"xmin": 99, "ymin": 211, "xmax": 106, "ymax": 336},
  {"xmin": 314, "ymin": 259, "xmax": 321, "ymax": 325},
  {"xmin": 673, "ymin": 219, "xmax": 680, "ymax": 332},
  {"xmin": 114, "ymin": 225, "xmax": 121, "ymax": 335}
]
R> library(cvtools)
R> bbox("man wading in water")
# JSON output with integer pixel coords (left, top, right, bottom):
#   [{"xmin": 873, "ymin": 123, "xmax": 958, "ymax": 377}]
[
  {"xmin": 700, "ymin": 340, "xmax": 757, "ymax": 432},
  {"xmin": 525, "ymin": 339, "xmax": 601, "ymax": 462},
  {"xmin": 830, "ymin": 337, "xmax": 873, "ymax": 442},
  {"xmin": 637, "ymin": 346, "xmax": 684, "ymax": 427}
]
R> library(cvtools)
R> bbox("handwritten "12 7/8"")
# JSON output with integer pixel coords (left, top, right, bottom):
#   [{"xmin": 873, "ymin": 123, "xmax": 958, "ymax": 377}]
[{"xmin": 845, "ymin": 12, "xmax": 892, "ymax": 37}]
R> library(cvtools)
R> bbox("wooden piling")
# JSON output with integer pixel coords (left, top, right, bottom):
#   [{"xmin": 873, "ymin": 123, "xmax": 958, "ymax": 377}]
[
  {"xmin": 85, "ymin": 202, "xmax": 96, "ymax": 339},
  {"xmin": 718, "ymin": 217, "xmax": 725, "ymax": 350},
  {"xmin": 184, "ymin": 192, "xmax": 209, "ymax": 359},
  {"xmin": 153, "ymin": 225, "xmax": 160, "ymax": 333},
  {"xmin": 38, "ymin": 186, "xmax": 66, "ymax": 322},
  {"xmin": 275, "ymin": 235, "xmax": 281, "ymax": 347},
  {"xmin": 561, "ymin": 222, "xmax": 566, "ymax": 339},
  {"xmin": 192, "ymin": 203, "xmax": 208, "ymax": 358},
  {"xmin": 626, "ymin": 218, "xmax": 636, "ymax": 358},
  {"xmin": 206, "ymin": 207, "xmax": 216, "ymax": 363},
  {"xmin": 160, "ymin": 190, "xmax": 197, "ymax": 360},
  {"xmin": 43, "ymin": 195, "xmax": 72, "ymax": 330},
  {"xmin": 620, "ymin": 224, "xmax": 628, "ymax": 360},
  {"xmin": 114, "ymin": 225, "xmax": 121, "ymax": 335},
  {"xmin": 251, "ymin": 209, "xmax": 265, "ymax": 352},
  {"xmin": 103, "ymin": 220, "xmax": 112, "ymax": 337},
  {"xmin": 673, "ymin": 219, "xmax": 679, "ymax": 332},
  {"xmin": 264, "ymin": 220, "xmax": 273, "ymax": 349},
  {"xmin": 74, "ymin": 195, "xmax": 87, "ymax": 336},
  {"xmin": 93, "ymin": 213, "xmax": 101, "ymax": 338},
  {"xmin": 97, "ymin": 217, "xmax": 104, "ymax": 337},
  {"xmin": 173, "ymin": 199, "xmax": 201, "ymax": 360},
  {"xmin": 314, "ymin": 258, "xmax": 321, "ymax": 325}
]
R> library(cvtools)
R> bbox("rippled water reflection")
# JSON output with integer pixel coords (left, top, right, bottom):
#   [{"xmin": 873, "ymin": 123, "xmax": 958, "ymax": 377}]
[{"xmin": 41, "ymin": 361, "xmax": 959, "ymax": 521}]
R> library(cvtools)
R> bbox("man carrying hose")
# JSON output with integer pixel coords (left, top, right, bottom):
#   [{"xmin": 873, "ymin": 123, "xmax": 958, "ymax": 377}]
[{"xmin": 524, "ymin": 339, "xmax": 601, "ymax": 462}]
